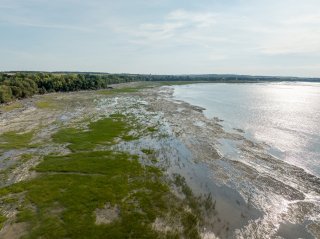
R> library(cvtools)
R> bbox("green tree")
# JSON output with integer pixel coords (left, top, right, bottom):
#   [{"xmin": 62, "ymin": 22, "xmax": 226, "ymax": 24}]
[{"xmin": 0, "ymin": 85, "xmax": 13, "ymax": 103}]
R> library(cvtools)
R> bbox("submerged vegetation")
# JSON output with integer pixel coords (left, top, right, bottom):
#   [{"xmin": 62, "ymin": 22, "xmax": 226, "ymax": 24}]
[{"xmin": 0, "ymin": 114, "xmax": 203, "ymax": 238}]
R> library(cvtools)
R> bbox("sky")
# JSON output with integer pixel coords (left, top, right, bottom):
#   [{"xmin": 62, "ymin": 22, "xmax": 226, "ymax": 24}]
[{"xmin": 0, "ymin": 0, "xmax": 320, "ymax": 77}]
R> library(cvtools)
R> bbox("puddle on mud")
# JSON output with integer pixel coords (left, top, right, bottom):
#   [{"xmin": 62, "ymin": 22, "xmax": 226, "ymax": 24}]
[
  {"xmin": 277, "ymin": 221, "xmax": 314, "ymax": 239},
  {"xmin": 114, "ymin": 125, "xmax": 263, "ymax": 237}
]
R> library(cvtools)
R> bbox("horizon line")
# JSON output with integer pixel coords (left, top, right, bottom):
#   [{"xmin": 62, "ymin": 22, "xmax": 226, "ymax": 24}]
[{"xmin": 1, "ymin": 70, "xmax": 320, "ymax": 80}]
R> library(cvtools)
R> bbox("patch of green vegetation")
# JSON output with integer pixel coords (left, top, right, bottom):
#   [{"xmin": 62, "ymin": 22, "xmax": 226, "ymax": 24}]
[
  {"xmin": 173, "ymin": 174, "xmax": 201, "ymax": 216},
  {"xmin": 0, "ymin": 115, "xmax": 201, "ymax": 238},
  {"xmin": 98, "ymin": 87, "xmax": 141, "ymax": 95},
  {"xmin": 1, "ymin": 196, "xmax": 19, "ymax": 204},
  {"xmin": 16, "ymin": 208, "xmax": 34, "ymax": 223},
  {"xmin": 0, "ymin": 163, "xmax": 18, "ymax": 182},
  {"xmin": 0, "ymin": 213, "xmax": 6, "ymax": 229},
  {"xmin": 141, "ymin": 148, "xmax": 155, "ymax": 155},
  {"xmin": 52, "ymin": 115, "xmax": 131, "ymax": 152},
  {"xmin": 98, "ymin": 81, "xmax": 162, "ymax": 95},
  {"xmin": 0, "ymin": 131, "xmax": 34, "ymax": 150},
  {"xmin": 36, "ymin": 151, "xmax": 141, "ymax": 175},
  {"xmin": 204, "ymin": 193, "xmax": 216, "ymax": 211},
  {"xmin": 158, "ymin": 81, "xmax": 206, "ymax": 86},
  {"xmin": 122, "ymin": 134, "xmax": 139, "ymax": 141},
  {"xmin": 182, "ymin": 212, "xmax": 201, "ymax": 239},
  {"xmin": 35, "ymin": 101, "xmax": 56, "ymax": 109},
  {"xmin": 147, "ymin": 126, "xmax": 157, "ymax": 133},
  {"xmin": 0, "ymin": 101, "xmax": 23, "ymax": 112},
  {"xmin": 21, "ymin": 154, "xmax": 34, "ymax": 163},
  {"xmin": 0, "ymin": 152, "xmax": 188, "ymax": 238},
  {"xmin": 141, "ymin": 149, "xmax": 158, "ymax": 163}
]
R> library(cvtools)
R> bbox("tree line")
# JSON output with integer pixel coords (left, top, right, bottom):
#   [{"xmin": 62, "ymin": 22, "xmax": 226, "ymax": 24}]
[
  {"xmin": 0, "ymin": 73, "xmax": 141, "ymax": 103},
  {"xmin": 1, "ymin": 72, "xmax": 318, "ymax": 104}
]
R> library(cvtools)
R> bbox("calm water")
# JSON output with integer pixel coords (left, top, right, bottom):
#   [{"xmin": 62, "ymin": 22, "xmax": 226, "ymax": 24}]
[{"xmin": 173, "ymin": 82, "xmax": 320, "ymax": 177}]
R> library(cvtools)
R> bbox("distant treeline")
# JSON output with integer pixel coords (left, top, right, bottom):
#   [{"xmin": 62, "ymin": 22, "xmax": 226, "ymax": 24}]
[
  {"xmin": 0, "ymin": 73, "xmax": 142, "ymax": 103},
  {"xmin": 1, "ymin": 72, "xmax": 319, "ymax": 103}
]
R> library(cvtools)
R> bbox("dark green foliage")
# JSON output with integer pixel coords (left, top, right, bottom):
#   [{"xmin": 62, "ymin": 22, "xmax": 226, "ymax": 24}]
[
  {"xmin": 0, "ymin": 85, "xmax": 13, "ymax": 103},
  {"xmin": 2, "ymin": 71, "xmax": 316, "ymax": 104},
  {"xmin": 0, "ymin": 73, "xmax": 142, "ymax": 103}
]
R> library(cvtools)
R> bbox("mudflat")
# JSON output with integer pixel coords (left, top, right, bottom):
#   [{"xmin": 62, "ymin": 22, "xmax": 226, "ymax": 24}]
[{"xmin": 0, "ymin": 82, "xmax": 319, "ymax": 238}]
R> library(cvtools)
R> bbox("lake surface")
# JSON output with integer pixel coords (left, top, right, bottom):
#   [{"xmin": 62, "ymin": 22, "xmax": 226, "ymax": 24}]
[{"xmin": 173, "ymin": 82, "xmax": 320, "ymax": 177}]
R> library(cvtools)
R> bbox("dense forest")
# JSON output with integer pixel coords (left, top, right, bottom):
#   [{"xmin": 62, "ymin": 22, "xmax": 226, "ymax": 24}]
[
  {"xmin": 1, "ymin": 72, "xmax": 319, "ymax": 103},
  {"xmin": 0, "ymin": 73, "xmax": 142, "ymax": 103}
]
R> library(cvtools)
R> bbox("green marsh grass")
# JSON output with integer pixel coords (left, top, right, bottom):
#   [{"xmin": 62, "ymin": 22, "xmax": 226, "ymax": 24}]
[
  {"xmin": 0, "ymin": 131, "xmax": 34, "ymax": 150},
  {"xmin": 0, "ymin": 214, "xmax": 6, "ymax": 229},
  {"xmin": 0, "ymin": 102, "xmax": 23, "ymax": 112},
  {"xmin": 0, "ymin": 114, "xmax": 201, "ymax": 238},
  {"xmin": 35, "ymin": 101, "xmax": 56, "ymax": 109},
  {"xmin": 98, "ymin": 87, "xmax": 141, "ymax": 95},
  {"xmin": 52, "ymin": 114, "xmax": 130, "ymax": 152}
]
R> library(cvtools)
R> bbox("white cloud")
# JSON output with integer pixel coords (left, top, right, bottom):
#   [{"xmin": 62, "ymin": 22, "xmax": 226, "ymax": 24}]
[
  {"xmin": 1, "ymin": 0, "xmax": 320, "ymax": 76},
  {"xmin": 166, "ymin": 9, "xmax": 217, "ymax": 28},
  {"xmin": 0, "ymin": 2, "xmax": 94, "ymax": 32},
  {"xmin": 256, "ymin": 13, "xmax": 320, "ymax": 55},
  {"xmin": 19, "ymin": 21, "xmax": 93, "ymax": 32},
  {"xmin": 259, "ymin": 30, "xmax": 320, "ymax": 55},
  {"xmin": 0, "ymin": 16, "xmax": 92, "ymax": 32},
  {"xmin": 282, "ymin": 14, "xmax": 320, "ymax": 25},
  {"xmin": 116, "ymin": 9, "xmax": 228, "ymax": 50},
  {"xmin": 109, "ymin": 3, "xmax": 320, "ymax": 72}
]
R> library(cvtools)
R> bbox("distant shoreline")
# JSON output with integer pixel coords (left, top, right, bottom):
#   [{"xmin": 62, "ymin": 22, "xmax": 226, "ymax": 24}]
[
  {"xmin": 2, "ymin": 71, "xmax": 320, "ymax": 81},
  {"xmin": 2, "ymin": 71, "xmax": 320, "ymax": 105}
]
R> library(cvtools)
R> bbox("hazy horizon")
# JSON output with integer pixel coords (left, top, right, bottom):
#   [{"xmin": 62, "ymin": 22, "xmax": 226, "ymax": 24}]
[
  {"xmin": 2, "ymin": 70, "xmax": 320, "ymax": 79},
  {"xmin": 1, "ymin": 0, "xmax": 320, "ymax": 77}
]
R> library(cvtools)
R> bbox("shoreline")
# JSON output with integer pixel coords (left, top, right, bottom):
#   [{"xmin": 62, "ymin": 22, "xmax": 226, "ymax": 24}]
[
  {"xmin": 172, "ymin": 81, "xmax": 320, "ymax": 179},
  {"xmin": 143, "ymin": 85, "xmax": 320, "ymax": 238}
]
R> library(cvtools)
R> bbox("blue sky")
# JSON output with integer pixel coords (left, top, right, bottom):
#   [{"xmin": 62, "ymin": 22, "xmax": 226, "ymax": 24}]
[{"xmin": 1, "ymin": 0, "xmax": 320, "ymax": 77}]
